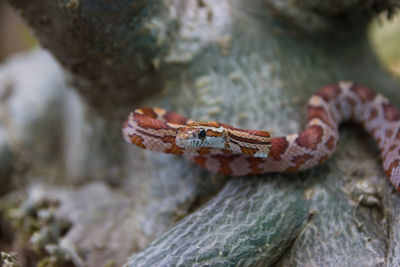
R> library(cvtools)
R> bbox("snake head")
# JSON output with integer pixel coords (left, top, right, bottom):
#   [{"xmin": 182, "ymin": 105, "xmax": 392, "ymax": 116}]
[{"xmin": 175, "ymin": 122, "xmax": 226, "ymax": 149}]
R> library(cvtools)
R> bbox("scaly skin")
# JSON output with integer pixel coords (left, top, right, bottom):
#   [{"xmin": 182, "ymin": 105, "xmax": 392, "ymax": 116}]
[{"xmin": 123, "ymin": 82, "xmax": 400, "ymax": 191}]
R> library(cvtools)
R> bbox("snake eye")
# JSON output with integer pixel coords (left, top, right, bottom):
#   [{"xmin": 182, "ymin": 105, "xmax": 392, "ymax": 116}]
[{"xmin": 198, "ymin": 129, "xmax": 206, "ymax": 139}]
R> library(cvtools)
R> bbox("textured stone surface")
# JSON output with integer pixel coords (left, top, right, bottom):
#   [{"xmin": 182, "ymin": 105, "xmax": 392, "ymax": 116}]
[
  {"xmin": 125, "ymin": 177, "xmax": 311, "ymax": 266},
  {"xmin": 19, "ymin": 182, "xmax": 134, "ymax": 267}
]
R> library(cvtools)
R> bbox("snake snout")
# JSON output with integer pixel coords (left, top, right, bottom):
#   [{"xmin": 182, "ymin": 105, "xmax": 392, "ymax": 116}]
[{"xmin": 176, "ymin": 128, "xmax": 202, "ymax": 148}]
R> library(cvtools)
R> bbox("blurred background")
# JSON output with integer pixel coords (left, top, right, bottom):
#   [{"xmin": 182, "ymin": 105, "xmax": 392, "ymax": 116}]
[
  {"xmin": 0, "ymin": 1, "xmax": 37, "ymax": 62},
  {"xmin": 370, "ymin": 13, "xmax": 400, "ymax": 77},
  {"xmin": 0, "ymin": 1, "xmax": 399, "ymax": 77}
]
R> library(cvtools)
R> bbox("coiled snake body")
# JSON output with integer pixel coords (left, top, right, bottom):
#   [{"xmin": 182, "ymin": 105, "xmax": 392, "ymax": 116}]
[{"xmin": 123, "ymin": 82, "xmax": 400, "ymax": 192}]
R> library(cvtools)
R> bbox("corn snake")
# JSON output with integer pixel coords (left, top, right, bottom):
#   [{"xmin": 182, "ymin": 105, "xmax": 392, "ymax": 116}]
[{"xmin": 123, "ymin": 82, "xmax": 400, "ymax": 192}]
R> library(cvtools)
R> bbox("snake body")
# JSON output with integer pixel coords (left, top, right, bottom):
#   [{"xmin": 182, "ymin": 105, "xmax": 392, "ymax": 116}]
[{"xmin": 123, "ymin": 82, "xmax": 400, "ymax": 192}]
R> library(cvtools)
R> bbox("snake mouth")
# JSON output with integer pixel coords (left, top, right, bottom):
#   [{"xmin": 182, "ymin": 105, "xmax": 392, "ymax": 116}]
[
  {"xmin": 176, "ymin": 136, "xmax": 227, "ymax": 149},
  {"xmin": 175, "ymin": 138, "xmax": 204, "ymax": 149}
]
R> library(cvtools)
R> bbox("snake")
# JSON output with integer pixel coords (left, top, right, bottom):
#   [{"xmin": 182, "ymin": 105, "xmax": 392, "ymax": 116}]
[{"xmin": 122, "ymin": 82, "xmax": 400, "ymax": 192}]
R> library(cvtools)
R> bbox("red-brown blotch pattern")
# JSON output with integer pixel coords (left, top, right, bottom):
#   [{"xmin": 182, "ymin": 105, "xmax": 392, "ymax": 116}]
[{"xmin": 123, "ymin": 82, "xmax": 400, "ymax": 192}]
